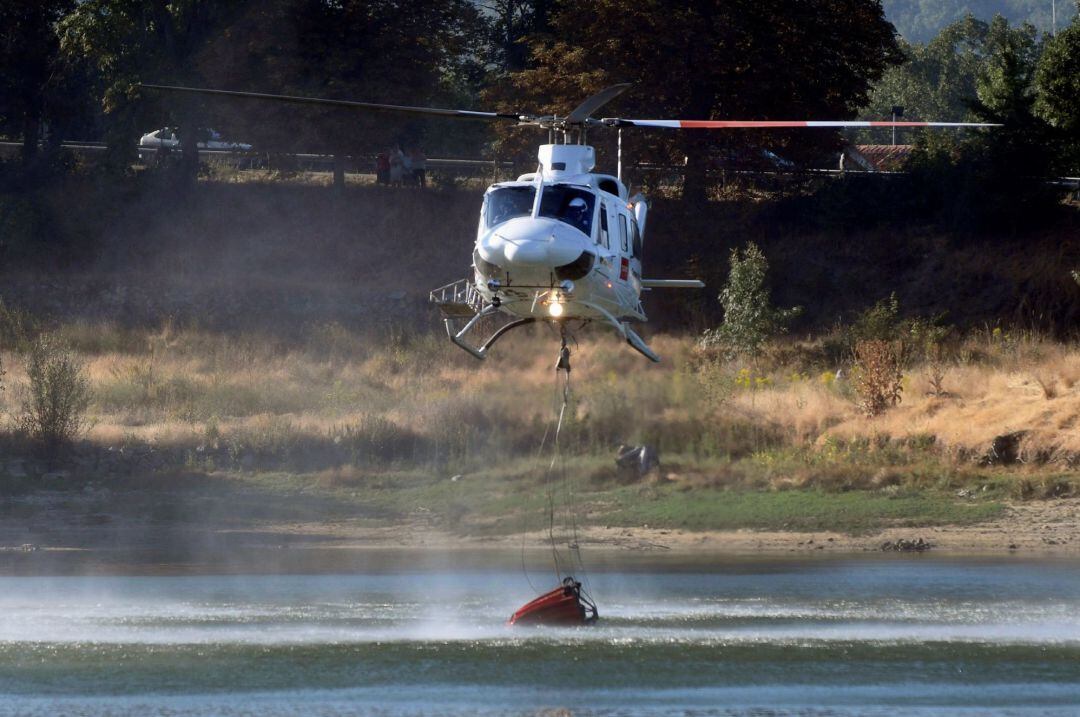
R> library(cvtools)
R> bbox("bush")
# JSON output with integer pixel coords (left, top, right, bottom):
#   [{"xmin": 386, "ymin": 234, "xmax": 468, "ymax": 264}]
[
  {"xmin": 0, "ymin": 297, "xmax": 40, "ymax": 352},
  {"xmin": 19, "ymin": 335, "xmax": 92, "ymax": 448},
  {"xmin": 851, "ymin": 292, "xmax": 901, "ymax": 343},
  {"xmin": 701, "ymin": 242, "xmax": 801, "ymax": 358},
  {"xmin": 852, "ymin": 339, "xmax": 903, "ymax": 417}
]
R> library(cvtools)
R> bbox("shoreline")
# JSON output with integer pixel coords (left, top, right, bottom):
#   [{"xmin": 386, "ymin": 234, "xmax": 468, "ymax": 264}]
[{"xmin": 1, "ymin": 497, "xmax": 1076, "ymax": 573}]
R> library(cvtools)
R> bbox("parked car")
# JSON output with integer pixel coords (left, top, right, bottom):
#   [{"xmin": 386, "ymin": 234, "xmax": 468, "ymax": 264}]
[{"xmin": 139, "ymin": 127, "xmax": 252, "ymax": 151}]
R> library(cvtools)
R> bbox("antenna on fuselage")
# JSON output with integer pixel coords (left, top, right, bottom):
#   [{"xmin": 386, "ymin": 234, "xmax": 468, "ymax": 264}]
[{"xmin": 617, "ymin": 128, "xmax": 623, "ymax": 181}]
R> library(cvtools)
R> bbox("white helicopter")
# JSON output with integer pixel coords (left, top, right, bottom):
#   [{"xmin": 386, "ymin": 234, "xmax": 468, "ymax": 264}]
[{"xmin": 141, "ymin": 83, "xmax": 996, "ymax": 363}]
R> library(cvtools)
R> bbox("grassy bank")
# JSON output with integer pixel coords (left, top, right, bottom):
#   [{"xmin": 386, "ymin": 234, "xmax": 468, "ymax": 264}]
[{"xmin": 1, "ymin": 315, "xmax": 1076, "ymax": 537}]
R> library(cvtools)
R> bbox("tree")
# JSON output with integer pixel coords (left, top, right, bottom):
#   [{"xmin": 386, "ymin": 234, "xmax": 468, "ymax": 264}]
[
  {"xmin": 963, "ymin": 17, "xmax": 1061, "ymax": 203},
  {"xmin": 59, "ymin": 0, "xmax": 248, "ymax": 178},
  {"xmin": 864, "ymin": 14, "xmax": 1069, "ymax": 232},
  {"xmin": 701, "ymin": 242, "xmax": 800, "ymax": 358},
  {"xmin": 859, "ymin": 14, "xmax": 1055, "ymax": 144},
  {"xmin": 193, "ymin": 0, "xmax": 488, "ymax": 168},
  {"xmin": 882, "ymin": 0, "xmax": 1078, "ymax": 43},
  {"xmin": 498, "ymin": 0, "xmax": 901, "ymax": 203},
  {"xmin": 0, "ymin": 2, "xmax": 75, "ymax": 167},
  {"xmin": 479, "ymin": 0, "xmax": 554, "ymax": 73},
  {"xmin": 863, "ymin": 16, "xmax": 997, "ymax": 127},
  {"xmin": 1035, "ymin": 12, "xmax": 1080, "ymax": 169}
]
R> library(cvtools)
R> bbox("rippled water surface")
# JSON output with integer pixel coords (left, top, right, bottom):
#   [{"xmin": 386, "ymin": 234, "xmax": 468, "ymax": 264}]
[{"xmin": 0, "ymin": 553, "xmax": 1077, "ymax": 716}]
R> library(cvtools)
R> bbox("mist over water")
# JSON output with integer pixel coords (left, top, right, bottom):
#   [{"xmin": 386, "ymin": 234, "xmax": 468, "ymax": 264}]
[{"xmin": 0, "ymin": 555, "xmax": 1077, "ymax": 716}]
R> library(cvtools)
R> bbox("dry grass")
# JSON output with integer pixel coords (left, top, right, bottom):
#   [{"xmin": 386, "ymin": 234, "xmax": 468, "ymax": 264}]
[{"xmin": 1, "ymin": 320, "xmax": 1078, "ymax": 477}]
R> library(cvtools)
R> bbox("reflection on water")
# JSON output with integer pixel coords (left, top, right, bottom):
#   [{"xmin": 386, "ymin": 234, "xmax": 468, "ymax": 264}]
[{"xmin": 0, "ymin": 555, "xmax": 1077, "ymax": 716}]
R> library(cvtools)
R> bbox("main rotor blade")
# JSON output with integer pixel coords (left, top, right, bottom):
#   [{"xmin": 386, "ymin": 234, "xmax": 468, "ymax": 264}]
[
  {"xmin": 602, "ymin": 118, "xmax": 1001, "ymax": 129},
  {"xmin": 565, "ymin": 84, "xmax": 632, "ymax": 125},
  {"xmin": 139, "ymin": 84, "xmax": 523, "ymax": 122}
]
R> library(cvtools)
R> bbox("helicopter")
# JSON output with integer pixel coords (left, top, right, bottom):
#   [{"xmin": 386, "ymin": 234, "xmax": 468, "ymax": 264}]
[{"xmin": 140, "ymin": 83, "xmax": 997, "ymax": 364}]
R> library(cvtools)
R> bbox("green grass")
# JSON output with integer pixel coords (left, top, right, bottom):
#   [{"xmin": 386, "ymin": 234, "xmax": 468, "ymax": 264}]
[
  {"xmin": 222, "ymin": 453, "xmax": 1006, "ymax": 536},
  {"xmin": 594, "ymin": 484, "xmax": 1004, "ymax": 534}
]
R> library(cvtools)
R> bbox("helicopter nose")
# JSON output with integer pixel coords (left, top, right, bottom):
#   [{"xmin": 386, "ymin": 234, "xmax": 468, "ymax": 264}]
[
  {"xmin": 503, "ymin": 240, "xmax": 550, "ymax": 265},
  {"xmin": 479, "ymin": 217, "xmax": 586, "ymax": 269}
]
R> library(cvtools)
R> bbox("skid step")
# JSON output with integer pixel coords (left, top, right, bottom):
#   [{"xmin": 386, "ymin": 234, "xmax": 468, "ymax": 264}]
[{"xmin": 435, "ymin": 301, "xmax": 480, "ymax": 319}]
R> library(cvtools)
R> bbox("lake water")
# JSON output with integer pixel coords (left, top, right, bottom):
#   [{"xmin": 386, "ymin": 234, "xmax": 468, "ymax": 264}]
[{"xmin": 0, "ymin": 552, "xmax": 1077, "ymax": 716}]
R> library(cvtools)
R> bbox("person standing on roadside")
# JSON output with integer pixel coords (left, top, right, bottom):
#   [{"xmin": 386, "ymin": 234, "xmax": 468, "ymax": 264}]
[
  {"xmin": 401, "ymin": 147, "xmax": 413, "ymax": 186},
  {"xmin": 410, "ymin": 147, "xmax": 427, "ymax": 188},
  {"xmin": 376, "ymin": 150, "xmax": 390, "ymax": 184},
  {"xmin": 389, "ymin": 145, "xmax": 404, "ymax": 186}
]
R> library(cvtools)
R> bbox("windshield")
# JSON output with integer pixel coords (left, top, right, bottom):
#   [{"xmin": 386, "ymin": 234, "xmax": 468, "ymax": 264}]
[
  {"xmin": 486, "ymin": 186, "xmax": 535, "ymax": 227},
  {"xmin": 539, "ymin": 185, "xmax": 596, "ymax": 237}
]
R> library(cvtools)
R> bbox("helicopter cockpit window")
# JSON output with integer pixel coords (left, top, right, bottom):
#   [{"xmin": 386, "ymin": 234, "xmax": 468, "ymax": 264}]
[
  {"xmin": 539, "ymin": 185, "xmax": 596, "ymax": 237},
  {"xmin": 485, "ymin": 186, "xmax": 536, "ymax": 227}
]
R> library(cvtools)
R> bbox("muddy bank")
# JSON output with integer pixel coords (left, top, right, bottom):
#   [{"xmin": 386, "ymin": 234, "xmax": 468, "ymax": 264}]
[{"xmin": 1, "ymin": 496, "xmax": 1076, "ymax": 574}]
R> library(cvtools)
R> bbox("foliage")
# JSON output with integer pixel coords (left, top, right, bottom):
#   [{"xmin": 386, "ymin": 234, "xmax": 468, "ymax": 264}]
[
  {"xmin": 0, "ymin": 2, "xmax": 75, "ymax": 166},
  {"xmin": 328, "ymin": 416, "xmax": 419, "ymax": 466},
  {"xmin": 852, "ymin": 13, "xmax": 1072, "ymax": 233},
  {"xmin": 861, "ymin": 15, "xmax": 1041, "ymax": 131},
  {"xmin": 0, "ymin": 296, "xmax": 40, "ymax": 353},
  {"xmin": 882, "ymin": 1, "xmax": 1077, "ymax": 43},
  {"xmin": 852, "ymin": 339, "xmax": 904, "ymax": 417},
  {"xmin": 19, "ymin": 334, "xmax": 92, "ymax": 447},
  {"xmin": 843, "ymin": 293, "xmax": 951, "ymax": 369},
  {"xmin": 701, "ymin": 243, "xmax": 801, "ymax": 358},
  {"xmin": 1035, "ymin": 14, "xmax": 1080, "ymax": 167},
  {"xmin": 193, "ymin": 0, "xmax": 487, "ymax": 159},
  {"xmin": 852, "ymin": 292, "xmax": 902, "ymax": 343},
  {"xmin": 496, "ymin": 0, "xmax": 901, "ymax": 202},
  {"xmin": 59, "ymin": 1, "xmax": 251, "ymax": 177},
  {"xmin": 480, "ymin": 0, "xmax": 554, "ymax": 73}
]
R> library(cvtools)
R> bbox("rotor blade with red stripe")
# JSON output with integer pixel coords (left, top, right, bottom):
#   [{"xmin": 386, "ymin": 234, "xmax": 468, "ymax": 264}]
[
  {"xmin": 139, "ymin": 84, "xmax": 525, "ymax": 122},
  {"xmin": 602, "ymin": 118, "xmax": 1000, "ymax": 129}
]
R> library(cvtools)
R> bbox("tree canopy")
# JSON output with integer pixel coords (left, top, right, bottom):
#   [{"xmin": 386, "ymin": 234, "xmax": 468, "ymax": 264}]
[
  {"xmin": 1035, "ymin": 10, "xmax": 1080, "ymax": 164},
  {"xmin": 495, "ymin": 0, "xmax": 901, "ymax": 202},
  {"xmin": 0, "ymin": 2, "xmax": 75, "ymax": 166},
  {"xmin": 883, "ymin": 0, "xmax": 1078, "ymax": 43},
  {"xmin": 0, "ymin": 0, "xmax": 1076, "ymax": 197},
  {"xmin": 862, "ymin": 15, "xmax": 1040, "ymax": 125}
]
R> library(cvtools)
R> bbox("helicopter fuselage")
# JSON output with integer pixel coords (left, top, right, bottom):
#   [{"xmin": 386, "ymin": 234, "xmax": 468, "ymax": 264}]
[
  {"xmin": 429, "ymin": 142, "xmax": 698, "ymax": 362},
  {"xmin": 473, "ymin": 144, "xmax": 647, "ymax": 325}
]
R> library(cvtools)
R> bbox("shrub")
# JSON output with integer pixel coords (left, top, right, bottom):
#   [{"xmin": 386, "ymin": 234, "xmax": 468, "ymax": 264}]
[
  {"xmin": 852, "ymin": 339, "xmax": 903, "ymax": 417},
  {"xmin": 851, "ymin": 292, "xmax": 901, "ymax": 343},
  {"xmin": 701, "ymin": 242, "xmax": 801, "ymax": 358},
  {"xmin": 19, "ymin": 335, "xmax": 92, "ymax": 447},
  {"xmin": 330, "ymin": 415, "xmax": 419, "ymax": 465},
  {"xmin": 0, "ymin": 297, "xmax": 39, "ymax": 352}
]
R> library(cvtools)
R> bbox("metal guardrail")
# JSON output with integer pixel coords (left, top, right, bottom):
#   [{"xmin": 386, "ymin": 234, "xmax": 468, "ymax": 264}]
[
  {"xmin": 2, "ymin": 141, "xmax": 1077, "ymax": 190},
  {"xmin": 0, "ymin": 140, "xmax": 515, "ymax": 174}
]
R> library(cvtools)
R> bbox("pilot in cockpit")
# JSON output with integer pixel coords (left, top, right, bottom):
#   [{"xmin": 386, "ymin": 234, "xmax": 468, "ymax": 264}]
[{"xmin": 562, "ymin": 197, "xmax": 592, "ymax": 236}]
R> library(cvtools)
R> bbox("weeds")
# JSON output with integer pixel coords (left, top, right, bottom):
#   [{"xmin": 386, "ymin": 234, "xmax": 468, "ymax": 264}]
[
  {"xmin": 0, "ymin": 297, "xmax": 39, "ymax": 352},
  {"xmin": 925, "ymin": 342, "xmax": 949, "ymax": 397},
  {"xmin": 852, "ymin": 339, "xmax": 903, "ymax": 417},
  {"xmin": 19, "ymin": 335, "xmax": 92, "ymax": 448}
]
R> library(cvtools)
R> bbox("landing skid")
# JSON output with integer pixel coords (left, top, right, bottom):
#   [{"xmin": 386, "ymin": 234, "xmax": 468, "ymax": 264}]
[
  {"xmin": 430, "ymin": 278, "xmax": 660, "ymax": 362},
  {"xmin": 445, "ymin": 307, "xmax": 538, "ymax": 360}
]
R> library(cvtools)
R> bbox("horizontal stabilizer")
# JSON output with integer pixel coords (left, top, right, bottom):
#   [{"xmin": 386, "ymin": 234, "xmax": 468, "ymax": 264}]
[{"xmin": 641, "ymin": 279, "xmax": 705, "ymax": 289}]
